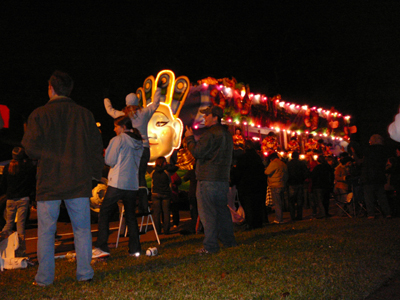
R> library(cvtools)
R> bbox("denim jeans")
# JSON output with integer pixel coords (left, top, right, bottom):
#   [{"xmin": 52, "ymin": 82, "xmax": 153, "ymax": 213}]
[
  {"xmin": 196, "ymin": 181, "xmax": 237, "ymax": 253},
  {"xmin": 288, "ymin": 185, "xmax": 304, "ymax": 220},
  {"xmin": 2, "ymin": 197, "xmax": 30, "ymax": 255},
  {"xmin": 363, "ymin": 184, "xmax": 392, "ymax": 217},
  {"xmin": 152, "ymin": 193, "xmax": 171, "ymax": 234},
  {"xmin": 96, "ymin": 186, "xmax": 140, "ymax": 254},
  {"xmin": 36, "ymin": 198, "xmax": 94, "ymax": 285},
  {"xmin": 313, "ymin": 188, "xmax": 330, "ymax": 218},
  {"xmin": 270, "ymin": 187, "xmax": 285, "ymax": 222}
]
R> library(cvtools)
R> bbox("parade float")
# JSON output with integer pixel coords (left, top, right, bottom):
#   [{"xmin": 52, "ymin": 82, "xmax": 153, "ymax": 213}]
[{"xmin": 133, "ymin": 70, "xmax": 356, "ymax": 164}]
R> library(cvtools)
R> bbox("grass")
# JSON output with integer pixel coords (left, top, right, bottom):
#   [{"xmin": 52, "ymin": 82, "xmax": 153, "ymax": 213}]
[{"xmin": 1, "ymin": 217, "xmax": 400, "ymax": 299}]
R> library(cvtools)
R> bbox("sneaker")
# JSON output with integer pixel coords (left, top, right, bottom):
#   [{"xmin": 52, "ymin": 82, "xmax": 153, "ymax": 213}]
[
  {"xmin": 32, "ymin": 281, "xmax": 46, "ymax": 287},
  {"xmin": 92, "ymin": 248, "xmax": 110, "ymax": 259},
  {"xmin": 129, "ymin": 252, "xmax": 140, "ymax": 257},
  {"xmin": 196, "ymin": 248, "xmax": 210, "ymax": 254}
]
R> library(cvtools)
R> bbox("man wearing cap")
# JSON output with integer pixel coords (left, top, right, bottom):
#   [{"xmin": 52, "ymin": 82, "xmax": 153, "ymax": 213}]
[
  {"xmin": 22, "ymin": 70, "xmax": 104, "ymax": 286},
  {"xmin": 184, "ymin": 105, "xmax": 237, "ymax": 254}
]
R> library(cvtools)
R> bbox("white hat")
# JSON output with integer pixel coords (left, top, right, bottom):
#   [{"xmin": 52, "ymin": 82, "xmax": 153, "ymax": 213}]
[{"xmin": 125, "ymin": 93, "xmax": 139, "ymax": 106}]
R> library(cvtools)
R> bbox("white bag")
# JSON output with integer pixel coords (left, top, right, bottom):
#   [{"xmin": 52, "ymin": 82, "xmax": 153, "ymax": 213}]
[{"xmin": 0, "ymin": 232, "xmax": 29, "ymax": 271}]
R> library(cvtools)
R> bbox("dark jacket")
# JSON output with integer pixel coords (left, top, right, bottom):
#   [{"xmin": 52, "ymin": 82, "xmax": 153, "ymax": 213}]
[
  {"xmin": 186, "ymin": 123, "xmax": 233, "ymax": 182},
  {"xmin": 361, "ymin": 144, "xmax": 388, "ymax": 185},
  {"xmin": 0, "ymin": 160, "xmax": 36, "ymax": 199},
  {"xmin": 22, "ymin": 96, "xmax": 104, "ymax": 201},
  {"xmin": 287, "ymin": 158, "xmax": 308, "ymax": 186},
  {"xmin": 231, "ymin": 148, "xmax": 267, "ymax": 193},
  {"xmin": 151, "ymin": 165, "xmax": 172, "ymax": 196},
  {"xmin": 311, "ymin": 162, "xmax": 334, "ymax": 190}
]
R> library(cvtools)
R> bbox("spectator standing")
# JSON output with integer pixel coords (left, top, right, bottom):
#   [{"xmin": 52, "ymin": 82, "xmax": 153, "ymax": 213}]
[
  {"xmin": 231, "ymin": 140, "xmax": 267, "ymax": 230},
  {"xmin": 265, "ymin": 152, "xmax": 288, "ymax": 224},
  {"xmin": 22, "ymin": 70, "xmax": 104, "ymax": 286},
  {"xmin": 361, "ymin": 134, "xmax": 392, "ymax": 218},
  {"xmin": 334, "ymin": 156, "xmax": 353, "ymax": 216},
  {"xmin": 151, "ymin": 156, "xmax": 172, "ymax": 235},
  {"xmin": 311, "ymin": 155, "xmax": 334, "ymax": 218},
  {"xmin": 104, "ymin": 87, "xmax": 161, "ymax": 214},
  {"xmin": 185, "ymin": 105, "xmax": 237, "ymax": 254},
  {"xmin": 286, "ymin": 151, "xmax": 308, "ymax": 221},
  {"xmin": 93, "ymin": 116, "xmax": 143, "ymax": 258},
  {"xmin": 0, "ymin": 147, "xmax": 36, "ymax": 257},
  {"xmin": 167, "ymin": 164, "xmax": 182, "ymax": 228}
]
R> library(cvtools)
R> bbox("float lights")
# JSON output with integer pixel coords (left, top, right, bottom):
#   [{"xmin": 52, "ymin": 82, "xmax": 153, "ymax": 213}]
[
  {"xmin": 275, "ymin": 128, "xmax": 281, "ymax": 132},
  {"xmin": 312, "ymin": 132, "xmax": 317, "ymax": 136},
  {"xmin": 243, "ymin": 121, "xmax": 248, "ymax": 125},
  {"xmin": 338, "ymin": 114, "xmax": 342, "ymax": 117},
  {"xmin": 96, "ymin": 122, "xmax": 101, "ymax": 127},
  {"xmin": 290, "ymin": 104, "xmax": 295, "ymax": 109},
  {"xmin": 250, "ymin": 123, "xmax": 255, "ymax": 127},
  {"xmin": 287, "ymin": 130, "xmax": 291, "ymax": 133},
  {"xmin": 300, "ymin": 154, "xmax": 306, "ymax": 160},
  {"xmin": 302, "ymin": 105, "xmax": 308, "ymax": 110},
  {"xmin": 344, "ymin": 116, "xmax": 351, "ymax": 120},
  {"xmin": 279, "ymin": 102, "xmax": 285, "ymax": 107},
  {"xmin": 305, "ymin": 131, "xmax": 309, "ymax": 134},
  {"xmin": 317, "ymin": 108, "xmax": 322, "ymax": 113},
  {"xmin": 297, "ymin": 130, "xmax": 301, "ymax": 135},
  {"xmin": 313, "ymin": 155, "xmax": 318, "ymax": 161},
  {"xmin": 235, "ymin": 121, "xmax": 240, "ymax": 125},
  {"xmin": 193, "ymin": 125, "xmax": 199, "ymax": 129},
  {"xmin": 257, "ymin": 125, "xmax": 261, "ymax": 128},
  {"xmin": 296, "ymin": 105, "xmax": 300, "ymax": 108},
  {"xmin": 263, "ymin": 152, "xmax": 269, "ymax": 156},
  {"xmin": 202, "ymin": 83, "xmax": 208, "ymax": 87},
  {"xmin": 227, "ymin": 118, "xmax": 232, "ymax": 123}
]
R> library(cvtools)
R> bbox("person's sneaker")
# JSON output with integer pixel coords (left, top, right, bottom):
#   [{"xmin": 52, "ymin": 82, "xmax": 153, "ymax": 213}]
[
  {"xmin": 92, "ymin": 248, "xmax": 110, "ymax": 258},
  {"xmin": 32, "ymin": 281, "xmax": 46, "ymax": 287},
  {"xmin": 129, "ymin": 252, "xmax": 140, "ymax": 257},
  {"xmin": 196, "ymin": 248, "xmax": 210, "ymax": 254}
]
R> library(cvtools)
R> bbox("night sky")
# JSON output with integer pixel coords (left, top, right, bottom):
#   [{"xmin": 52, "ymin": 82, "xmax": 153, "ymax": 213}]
[{"xmin": 1, "ymin": 0, "xmax": 400, "ymax": 157}]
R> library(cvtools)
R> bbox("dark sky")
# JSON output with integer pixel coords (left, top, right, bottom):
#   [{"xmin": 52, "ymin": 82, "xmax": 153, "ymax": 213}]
[{"xmin": 1, "ymin": 0, "xmax": 400, "ymax": 149}]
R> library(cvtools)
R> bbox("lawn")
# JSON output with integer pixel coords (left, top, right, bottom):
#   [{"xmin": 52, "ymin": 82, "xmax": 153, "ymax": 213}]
[{"xmin": 1, "ymin": 217, "xmax": 400, "ymax": 299}]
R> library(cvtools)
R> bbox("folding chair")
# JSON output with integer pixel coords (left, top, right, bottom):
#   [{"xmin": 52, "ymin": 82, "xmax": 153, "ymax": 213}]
[
  {"xmin": 116, "ymin": 188, "xmax": 160, "ymax": 248},
  {"xmin": 335, "ymin": 192, "xmax": 355, "ymax": 218}
]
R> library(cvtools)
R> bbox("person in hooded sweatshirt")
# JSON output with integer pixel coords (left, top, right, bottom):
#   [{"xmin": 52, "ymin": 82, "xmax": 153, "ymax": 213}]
[
  {"xmin": 104, "ymin": 86, "xmax": 161, "ymax": 214},
  {"xmin": 92, "ymin": 116, "xmax": 144, "ymax": 258}
]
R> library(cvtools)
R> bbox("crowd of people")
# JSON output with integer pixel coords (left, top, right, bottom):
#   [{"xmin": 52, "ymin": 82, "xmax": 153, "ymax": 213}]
[{"xmin": 1, "ymin": 70, "xmax": 399, "ymax": 286}]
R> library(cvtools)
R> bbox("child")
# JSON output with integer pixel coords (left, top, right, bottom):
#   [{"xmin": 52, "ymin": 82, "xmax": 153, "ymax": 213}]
[
  {"xmin": 0, "ymin": 147, "xmax": 36, "ymax": 257},
  {"xmin": 151, "ymin": 157, "xmax": 172, "ymax": 235}
]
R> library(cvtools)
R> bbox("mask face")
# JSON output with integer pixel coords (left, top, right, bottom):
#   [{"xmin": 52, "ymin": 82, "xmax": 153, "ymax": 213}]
[{"xmin": 147, "ymin": 103, "xmax": 183, "ymax": 164}]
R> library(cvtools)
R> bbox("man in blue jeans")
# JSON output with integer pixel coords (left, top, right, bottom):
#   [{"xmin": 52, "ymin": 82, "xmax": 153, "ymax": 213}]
[
  {"xmin": 185, "ymin": 105, "xmax": 237, "ymax": 254},
  {"xmin": 22, "ymin": 71, "xmax": 104, "ymax": 286}
]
